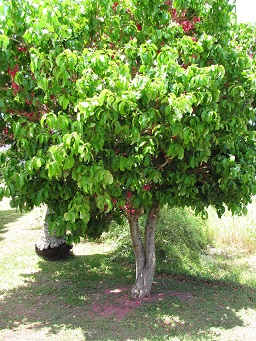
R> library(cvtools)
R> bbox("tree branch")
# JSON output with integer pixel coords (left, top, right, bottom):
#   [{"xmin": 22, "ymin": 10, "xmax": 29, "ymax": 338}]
[
  {"xmin": 10, "ymin": 37, "xmax": 23, "ymax": 44},
  {"xmin": 157, "ymin": 157, "xmax": 172, "ymax": 171}
]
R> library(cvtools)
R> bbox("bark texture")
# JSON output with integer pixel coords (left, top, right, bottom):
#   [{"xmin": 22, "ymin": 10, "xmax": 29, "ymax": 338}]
[
  {"xmin": 128, "ymin": 204, "xmax": 160, "ymax": 298},
  {"xmin": 35, "ymin": 207, "xmax": 72, "ymax": 260}
]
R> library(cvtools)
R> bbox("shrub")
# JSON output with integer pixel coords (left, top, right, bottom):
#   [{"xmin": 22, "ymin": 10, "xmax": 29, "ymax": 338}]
[{"xmin": 104, "ymin": 205, "xmax": 210, "ymax": 275}]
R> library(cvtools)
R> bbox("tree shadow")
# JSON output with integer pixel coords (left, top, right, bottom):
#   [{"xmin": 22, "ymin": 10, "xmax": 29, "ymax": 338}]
[
  {"xmin": 0, "ymin": 209, "xmax": 23, "ymax": 241},
  {"xmin": 0, "ymin": 250, "xmax": 255, "ymax": 341}
]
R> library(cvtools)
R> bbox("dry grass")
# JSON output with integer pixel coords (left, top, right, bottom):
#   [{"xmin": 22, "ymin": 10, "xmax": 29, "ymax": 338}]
[{"xmin": 207, "ymin": 199, "xmax": 256, "ymax": 254}]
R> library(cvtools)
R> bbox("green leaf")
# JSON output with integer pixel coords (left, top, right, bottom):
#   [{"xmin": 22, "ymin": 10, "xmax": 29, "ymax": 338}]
[
  {"xmin": 62, "ymin": 97, "xmax": 69, "ymax": 110},
  {"xmin": 182, "ymin": 128, "xmax": 191, "ymax": 144},
  {"xmin": 178, "ymin": 146, "xmax": 184, "ymax": 160},
  {"xmin": 79, "ymin": 210, "xmax": 90, "ymax": 223},
  {"xmin": 63, "ymin": 155, "xmax": 75, "ymax": 170},
  {"xmin": 119, "ymin": 157, "xmax": 126, "ymax": 172},
  {"xmin": 33, "ymin": 157, "xmax": 42, "ymax": 170},
  {"xmin": 103, "ymin": 170, "xmax": 114, "ymax": 185},
  {"xmin": 172, "ymin": 124, "xmax": 182, "ymax": 136},
  {"xmin": 143, "ymin": 155, "xmax": 151, "ymax": 167},
  {"xmin": 95, "ymin": 193, "xmax": 112, "ymax": 212},
  {"xmin": 17, "ymin": 174, "xmax": 25, "ymax": 189},
  {"xmin": 0, "ymin": 34, "xmax": 9, "ymax": 50}
]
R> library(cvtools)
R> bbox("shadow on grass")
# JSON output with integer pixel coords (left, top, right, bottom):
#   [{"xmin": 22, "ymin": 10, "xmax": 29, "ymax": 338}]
[
  {"xmin": 0, "ymin": 209, "xmax": 23, "ymax": 241},
  {"xmin": 0, "ymin": 250, "xmax": 255, "ymax": 341}
]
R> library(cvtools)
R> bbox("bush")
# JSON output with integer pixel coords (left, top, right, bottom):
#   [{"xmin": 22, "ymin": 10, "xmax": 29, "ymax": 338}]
[
  {"xmin": 154, "ymin": 206, "xmax": 210, "ymax": 275},
  {"xmin": 103, "ymin": 205, "xmax": 210, "ymax": 276}
]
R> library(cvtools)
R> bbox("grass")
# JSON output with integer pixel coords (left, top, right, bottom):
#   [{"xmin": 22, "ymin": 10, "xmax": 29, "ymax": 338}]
[
  {"xmin": 206, "ymin": 200, "xmax": 256, "ymax": 253},
  {"xmin": 0, "ymin": 198, "xmax": 255, "ymax": 341}
]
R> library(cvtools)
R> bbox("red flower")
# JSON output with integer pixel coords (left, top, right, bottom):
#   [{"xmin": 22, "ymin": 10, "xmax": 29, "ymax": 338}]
[
  {"xmin": 17, "ymin": 45, "xmax": 27, "ymax": 52},
  {"xmin": 193, "ymin": 17, "xmax": 201, "ymax": 23},
  {"xmin": 3, "ymin": 127, "xmax": 9, "ymax": 134},
  {"xmin": 136, "ymin": 24, "xmax": 142, "ymax": 31},
  {"xmin": 181, "ymin": 20, "xmax": 195, "ymax": 33},
  {"xmin": 124, "ymin": 203, "xmax": 135, "ymax": 215},
  {"xmin": 143, "ymin": 184, "xmax": 152, "ymax": 191},
  {"xmin": 8, "ymin": 64, "xmax": 19, "ymax": 79},
  {"xmin": 127, "ymin": 191, "xmax": 132, "ymax": 199},
  {"xmin": 172, "ymin": 9, "xmax": 177, "ymax": 17},
  {"xmin": 112, "ymin": 2, "xmax": 118, "ymax": 12},
  {"xmin": 11, "ymin": 82, "xmax": 21, "ymax": 95}
]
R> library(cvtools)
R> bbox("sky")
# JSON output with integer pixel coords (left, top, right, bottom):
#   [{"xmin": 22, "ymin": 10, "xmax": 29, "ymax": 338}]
[{"xmin": 236, "ymin": 0, "xmax": 256, "ymax": 22}]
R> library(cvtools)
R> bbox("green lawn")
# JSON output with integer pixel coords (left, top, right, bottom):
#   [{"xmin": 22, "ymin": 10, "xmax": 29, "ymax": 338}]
[{"xmin": 0, "ymin": 198, "xmax": 255, "ymax": 341}]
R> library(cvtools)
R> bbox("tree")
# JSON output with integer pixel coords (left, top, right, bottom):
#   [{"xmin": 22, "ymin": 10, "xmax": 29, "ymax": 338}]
[
  {"xmin": 0, "ymin": 0, "xmax": 255, "ymax": 298},
  {"xmin": 35, "ymin": 207, "xmax": 73, "ymax": 260}
]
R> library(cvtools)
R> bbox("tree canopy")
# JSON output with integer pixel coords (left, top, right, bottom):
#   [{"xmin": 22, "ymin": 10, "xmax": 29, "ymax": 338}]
[{"xmin": 0, "ymin": 0, "xmax": 255, "ymax": 297}]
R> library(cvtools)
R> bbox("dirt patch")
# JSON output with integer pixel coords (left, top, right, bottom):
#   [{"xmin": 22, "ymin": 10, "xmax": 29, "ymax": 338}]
[{"xmin": 90, "ymin": 285, "xmax": 194, "ymax": 321}]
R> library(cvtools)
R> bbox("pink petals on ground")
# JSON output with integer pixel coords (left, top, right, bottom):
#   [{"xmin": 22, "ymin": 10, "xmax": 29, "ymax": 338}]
[{"xmin": 90, "ymin": 285, "xmax": 194, "ymax": 321}]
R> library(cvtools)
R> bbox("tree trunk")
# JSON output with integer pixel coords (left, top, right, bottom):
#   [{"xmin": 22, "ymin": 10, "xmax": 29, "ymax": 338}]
[
  {"xmin": 35, "ymin": 207, "xmax": 72, "ymax": 260},
  {"xmin": 128, "ymin": 203, "xmax": 160, "ymax": 298}
]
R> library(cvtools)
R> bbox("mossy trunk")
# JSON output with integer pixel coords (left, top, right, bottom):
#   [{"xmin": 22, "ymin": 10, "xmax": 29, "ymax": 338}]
[
  {"xmin": 35, "ymin": 207, "xmax": 72, "ymax": 260},
  {"xmin": 128, "ymin": 204, "xmax": 160, "ymax": 298}
]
